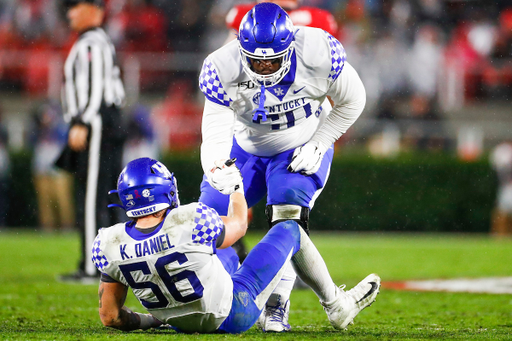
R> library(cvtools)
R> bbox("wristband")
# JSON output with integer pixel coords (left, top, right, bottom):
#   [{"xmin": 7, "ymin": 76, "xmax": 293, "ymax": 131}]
[
  {"xmin": 135, "ymin": 312, "xmax": 158, "ymax": 330},
  {"xmin": 234, "ymin": 182, "xmax": 244, "ymax": 194}
]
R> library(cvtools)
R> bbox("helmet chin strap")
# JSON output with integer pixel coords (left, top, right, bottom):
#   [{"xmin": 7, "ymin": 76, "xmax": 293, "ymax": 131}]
[{"xmin": 252, "ymin": 84, "xmax": 269, "ymax": 121}]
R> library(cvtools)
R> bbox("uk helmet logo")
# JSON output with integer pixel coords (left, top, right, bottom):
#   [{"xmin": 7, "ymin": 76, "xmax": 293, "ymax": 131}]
[{"xmin": 253, "ymin": 92, "xmax": 260, "ymax": 105}]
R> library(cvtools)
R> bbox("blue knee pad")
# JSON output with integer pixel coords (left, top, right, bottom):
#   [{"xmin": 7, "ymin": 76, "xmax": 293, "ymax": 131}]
[{"xmin": 219, "ymin": 221, "xmax": 301, "ymax": 333}]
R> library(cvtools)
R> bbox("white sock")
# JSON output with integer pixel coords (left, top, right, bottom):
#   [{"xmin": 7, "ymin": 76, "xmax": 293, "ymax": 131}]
[
  {"xmin": 267, "ymin": 261, "xmax": 296, "ymax": 306},
  {"xmin": 292, "ymin": 228, "xmax": 336, "ymax": 303}
]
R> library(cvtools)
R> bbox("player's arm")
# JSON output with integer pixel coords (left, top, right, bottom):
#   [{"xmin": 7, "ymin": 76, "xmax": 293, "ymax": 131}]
[
  {"xmin": 98, "ymin": 281, "xmax": 162, "ymax": 331},
  {"xmin": 200, "ymin": 99, "xmax": 236, "ymax": 175},
  {"xmin": 289, "ymin": 61, "xmax": 365, "ymax": 175},
  {"xmin": 312, "ymin": 61, "xmax": 366, "ymax": 147},
  {"xmin": 219, "ymin": 190, "xmax": 248, "ymax": 248}
]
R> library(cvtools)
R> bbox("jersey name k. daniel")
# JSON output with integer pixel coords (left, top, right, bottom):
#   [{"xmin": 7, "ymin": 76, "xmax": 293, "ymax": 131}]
[
  {"xmin": 199, "ymin": 26, "xmax": 346, "ymax": 157},
  {"xmin": 92, "ymin": 203, "xmax": 233, "ymax": 333}
]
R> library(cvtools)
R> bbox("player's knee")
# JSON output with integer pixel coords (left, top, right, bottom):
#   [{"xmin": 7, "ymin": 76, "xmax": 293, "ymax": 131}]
[
  {"xmin": 265, "ymin": 204, "xmax": 310, "ymax": 234},
  {"xmin": 270, "ymin": 220, "xmax": 301, "ymax": 243},
  {"xmin": 271, "ymin": 185, "xmax": 308, "ymax": 204}
]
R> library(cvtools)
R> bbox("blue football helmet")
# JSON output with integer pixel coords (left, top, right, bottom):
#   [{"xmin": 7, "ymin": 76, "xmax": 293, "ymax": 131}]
[
  {"xmin": 238, "ymin": 3, "xmax": 295, "ymax": 87},
  {"xmin": 108, "ymin": 158, "xmax": 179, "ymax": 218}
]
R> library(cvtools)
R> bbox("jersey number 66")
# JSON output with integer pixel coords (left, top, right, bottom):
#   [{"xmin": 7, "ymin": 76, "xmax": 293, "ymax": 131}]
[{"xmin": 119, "ymin": 251, "xmax": 204, "ymax": 309}]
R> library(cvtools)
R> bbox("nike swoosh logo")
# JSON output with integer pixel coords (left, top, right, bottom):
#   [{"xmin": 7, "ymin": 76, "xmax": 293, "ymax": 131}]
[
  {"xmin": 356, "ymin": 281, "xmax": 379, "ymax": 303},
  {"xmin": 293, "ymin": 86, "xmax": 306, "ymax": 94}
]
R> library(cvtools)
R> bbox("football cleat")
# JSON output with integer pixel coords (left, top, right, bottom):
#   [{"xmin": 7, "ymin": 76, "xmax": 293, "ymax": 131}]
[
  {"xmin": 321, "ymin": 273, "xmax": 381, "ymax": 330},
  {"xmin": 259, "ymin": 295, "xmax": 291, "ymax": 332},
  {"xmin": 255, "ymin": 309, "xmax": 265, "ymax": 330}
]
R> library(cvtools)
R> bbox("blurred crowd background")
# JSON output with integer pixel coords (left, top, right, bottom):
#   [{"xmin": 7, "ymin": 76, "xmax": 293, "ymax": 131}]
[
  {"xmin": 1, "ymin": 0, "xmax": 511, "ymax": 152},
  {"xmin": 0, "ymin": 0, "xmax": 511, "ymax": 231}
]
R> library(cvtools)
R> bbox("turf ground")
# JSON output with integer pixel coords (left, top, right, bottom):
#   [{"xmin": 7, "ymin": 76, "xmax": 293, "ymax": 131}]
[{"xmin": 1, "ymin": 229, "xmax": 511, "ymax": 340}]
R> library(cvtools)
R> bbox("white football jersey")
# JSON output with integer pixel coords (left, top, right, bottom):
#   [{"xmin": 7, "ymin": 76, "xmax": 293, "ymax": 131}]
[
  {"xmin": 199, "ymin": 26, "xmax": 365, "ymax": 172},
  {"xmin": 92, "ymin": 203, "xmax": 233, "ymax": 333}
]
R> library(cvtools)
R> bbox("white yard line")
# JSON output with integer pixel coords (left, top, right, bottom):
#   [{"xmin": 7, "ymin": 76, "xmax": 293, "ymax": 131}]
[{"xmin": 382, "ymin": 277, "xmax": 512, "ymax": 294}]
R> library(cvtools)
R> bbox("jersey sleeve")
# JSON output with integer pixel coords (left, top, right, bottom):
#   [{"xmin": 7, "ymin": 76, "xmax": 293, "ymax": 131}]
[
  {"xmin": 91, "ymin": 230, "xmax": 110, "ymax": 273},
  {"xmin": 311, "ymin": 61, "xmax": 366, "ymax": 148},
  {"xmin": 325, "ymin": 32, "xmax": 347, "ymax": 84},
  {"xmin": 199, "ymin": 57, "xmax": 233, "ymax": 107},
  {"xmin": 192, "ymin": 202, "xmax": 225, "ymax": 247}
]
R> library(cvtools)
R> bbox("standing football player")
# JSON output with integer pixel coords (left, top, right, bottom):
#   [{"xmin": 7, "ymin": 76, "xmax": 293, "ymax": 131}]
[
  {"xmin": 221, "ymin": 0, "xmax": 338, "ymax": 270},
  {"xmin": 198, "ymin": 3, "xmax": 366, "ymax": 332},
  {"xmin": 92, "ymin": 157, "xmax": 380, "ymax": 333}
]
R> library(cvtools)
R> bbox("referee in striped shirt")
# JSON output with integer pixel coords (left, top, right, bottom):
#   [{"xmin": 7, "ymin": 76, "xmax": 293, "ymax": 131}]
[{"xmin": 58, "ymin": 0, "xmax": 126, "ymax": 282}]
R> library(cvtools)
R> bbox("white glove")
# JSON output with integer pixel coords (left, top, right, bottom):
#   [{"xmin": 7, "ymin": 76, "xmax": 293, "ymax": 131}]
[
  {"xmin": 207, "ymin": 158, "xmax": 244, "ymax": 195},
  {"xmin": 288, "ymin": 141, "xmax": 327, "ymax": 175}
]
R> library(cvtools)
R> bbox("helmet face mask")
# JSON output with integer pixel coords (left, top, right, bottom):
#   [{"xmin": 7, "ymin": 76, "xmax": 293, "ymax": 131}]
[
  {"xmin": 109, "ymin": 158, "xmax": 179, "ymax": 218},
  {"xmin": 238, "ymin": 3, "xmax": 295, "ymax": 87}
]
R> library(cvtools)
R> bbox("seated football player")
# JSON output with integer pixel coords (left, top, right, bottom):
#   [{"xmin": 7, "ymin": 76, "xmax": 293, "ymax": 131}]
[{"xmin": 92, "ymin": 157, "xmax": 380, "ymax": 333}]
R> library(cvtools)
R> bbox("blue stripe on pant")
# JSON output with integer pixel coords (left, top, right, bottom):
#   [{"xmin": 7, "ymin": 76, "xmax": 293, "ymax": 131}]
[{"xmin": 218, "ymin": 220, "xmax": 301, "ymax": 333}]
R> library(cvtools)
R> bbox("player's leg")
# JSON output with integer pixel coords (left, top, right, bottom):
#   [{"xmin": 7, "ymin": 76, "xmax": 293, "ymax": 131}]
[
  {"xmin": 219, "ymin": 220, "xmax": 381, "ymax": 333},
  {"xmin": 256, "ymin": 145, "xmax": 334, "ymax": 331},
  {"xmin": 292, "ymin": 227, "xmax": 381, "ymax": 330},
  {"xmin": 216, "ymin": 244, "xmax": 240, "ymax": 276},
  {"xmin": 218, "ymin": 220, "xmax": 301, "ymax": 334}
]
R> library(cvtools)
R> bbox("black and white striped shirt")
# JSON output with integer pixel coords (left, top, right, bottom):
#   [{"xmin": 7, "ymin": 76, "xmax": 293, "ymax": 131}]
[{"xmin": 62, "ymin": 27, "xmax": 125, "ymax": 124}]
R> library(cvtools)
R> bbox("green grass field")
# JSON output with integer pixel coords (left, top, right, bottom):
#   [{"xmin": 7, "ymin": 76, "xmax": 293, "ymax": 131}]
[{"xmin": 1, "ymin": 230, "xmax": 511, "ymax": 340}]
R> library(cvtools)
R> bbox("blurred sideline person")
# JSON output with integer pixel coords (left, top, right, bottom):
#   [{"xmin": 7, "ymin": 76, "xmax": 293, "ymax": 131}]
[
  {"xmin": 198, "ymin": 3, "xmax": 366, "ymax": 332},
  {"xmin": 122, "ymin": 104, "xmax": 159, "ymax": 166},
  {"xmin": 222, "ymin": 0, "xmax": 338, "ymax": 272},
  {"xmin": 490, "ymin": 141, "xmax": 512, "ymax": 236},
  {"xmin": 30, "ymin": 101, "xmax": 75, "ymax": 232},
  {"xmin": 92, "ymin": 157, "xmax": 380, "ymax": 333},
  {"xmin": 0, "ymin": 107, "xmax": 9, "ymax": 228},
  {"xmin": 56, "ymin": 0, "xmax": 126, "ymax": 282}
]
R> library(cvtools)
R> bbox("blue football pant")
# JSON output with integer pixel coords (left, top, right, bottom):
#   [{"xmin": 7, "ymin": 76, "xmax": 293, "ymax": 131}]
[
  {"xmin": 218, "ymin": 221, "xmax": 301, "ymax": 333},
  {"xmin": 199, "ymin": 138, "xmax": 334, "ymax": 215}
]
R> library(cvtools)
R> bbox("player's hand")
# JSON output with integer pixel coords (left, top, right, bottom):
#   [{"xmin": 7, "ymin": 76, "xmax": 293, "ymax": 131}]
[
  {"xmin": 207, "ymin": 158, "xmax": 244, "ymax": 195},
  {"xmin": 68, "ymin": 124, "xmax": 89, "ymax": 151},
  {"xmin": 288, "ymin": 141, "xmax": 327, "ymax": 175}
]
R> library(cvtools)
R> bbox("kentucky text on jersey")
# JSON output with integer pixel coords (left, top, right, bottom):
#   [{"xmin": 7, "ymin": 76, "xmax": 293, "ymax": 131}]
[
  {"xmin": 266, "ymin": 97, "xmax": 306, "ymax": 113},
  {"xmin": 120, "ymin": 233, "xmax": 175, "ymax": 260}
]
